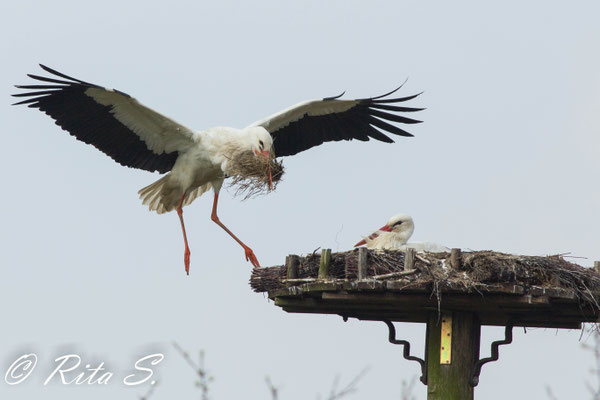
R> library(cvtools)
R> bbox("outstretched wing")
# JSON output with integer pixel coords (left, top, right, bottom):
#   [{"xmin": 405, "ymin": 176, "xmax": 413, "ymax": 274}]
[
  {"xmin": 247, "ymin": 85, "xmax": 423, "ymax": 157},
  {"xmin": 12, "ymin": 64, "xmax": 199, "ymax": 173}
]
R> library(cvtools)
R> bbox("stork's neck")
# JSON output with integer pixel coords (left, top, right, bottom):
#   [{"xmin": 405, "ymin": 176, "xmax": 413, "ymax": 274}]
[{"xmin": 395, "ymin": 226, "xmax": 414, "ymax": 243}]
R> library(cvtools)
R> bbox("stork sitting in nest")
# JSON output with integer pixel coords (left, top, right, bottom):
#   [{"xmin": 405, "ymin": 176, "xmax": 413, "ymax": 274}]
[{"xmin": 354, "ymin": 213, "xmax": 449, "ymax": 252}]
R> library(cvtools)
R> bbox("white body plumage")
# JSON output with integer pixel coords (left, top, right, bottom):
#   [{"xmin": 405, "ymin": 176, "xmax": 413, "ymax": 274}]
[
  {"xmin": 138, "ymin": 126, "xmax": 273, "ymax": 214},
  {"xmin": 357, "ymin": 214, "xmax": 449, "ymax": 253}
]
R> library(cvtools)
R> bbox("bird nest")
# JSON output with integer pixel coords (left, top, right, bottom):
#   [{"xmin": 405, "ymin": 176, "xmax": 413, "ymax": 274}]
[
  {"xmin": 226, "ymin": 151, "xmax": 284, "ymax": 199},
  {"xmin": 250, "ymin": 250, "xmax": 600, "ymax": 310}
]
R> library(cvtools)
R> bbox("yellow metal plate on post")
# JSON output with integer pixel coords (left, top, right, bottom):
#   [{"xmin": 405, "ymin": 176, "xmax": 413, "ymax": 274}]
[{"xmin": 440, "ymin": 312, "xmax": 452, "ymax": 364}]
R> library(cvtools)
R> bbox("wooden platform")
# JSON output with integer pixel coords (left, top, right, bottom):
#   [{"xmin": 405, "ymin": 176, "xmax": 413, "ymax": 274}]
[
  {"xmin": 252, "ymin": 249, "xmax": 600, "ymax": 330},
  {"xmin": 252, "ymin": 248, "xmax": 600, "ymax": 399},
  {"xmin": 270, "ymin": 280, "xmax": 597, "ymax": 329}
]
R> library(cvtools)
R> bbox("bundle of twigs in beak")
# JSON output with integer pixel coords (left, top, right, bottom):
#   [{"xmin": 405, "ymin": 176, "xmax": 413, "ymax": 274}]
[{"xmin": 227, "ymin": 151, "xmax": 284, "ymax": 199}]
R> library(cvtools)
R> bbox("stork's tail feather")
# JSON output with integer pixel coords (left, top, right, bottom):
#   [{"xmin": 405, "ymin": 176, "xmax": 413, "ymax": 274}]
[
  {"xmin": 182, "ymin": 183, "xmax": 212, "ymax": 206},
  {"xmin": 138, "ymin": 176, "xmax": 211, "ymax": 214},
  {"xmin": 138, "ymin": 175, "xmax": 173, "ymax": 214}
]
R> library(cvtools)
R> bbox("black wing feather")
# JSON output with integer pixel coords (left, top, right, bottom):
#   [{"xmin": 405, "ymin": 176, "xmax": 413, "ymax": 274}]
[
  {"xmin": 270, "ymin": 87, "xmax": 424, "ymax": 157},
  {"xmin": 368, "ymin": 109, "xmax": 422, "ymax": 125},
  {"xmin": 368, "ymin": 103, "xmax": 424, "ymax": 113},
  {"xmin": 12, "ymin": 65, "xmax": 177, "ymax": 173},
  {"xmin": 25, "ymin": 74, "xmax": 75, "ymax": 85}
]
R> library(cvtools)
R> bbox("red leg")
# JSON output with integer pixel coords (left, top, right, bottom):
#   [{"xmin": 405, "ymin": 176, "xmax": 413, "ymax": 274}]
[
  {"xmin": 210, "ymin": 191, "xmax": 261, "ymax": 268},
  {"xmin": 177, "ymin": 194, "xmax": 191, "ymax": 275}
]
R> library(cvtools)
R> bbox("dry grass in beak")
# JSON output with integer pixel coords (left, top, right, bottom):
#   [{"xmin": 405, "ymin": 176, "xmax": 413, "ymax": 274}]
[{"xmin": 226, "ymin": 150, "xmax": 284, "ymax": 199}]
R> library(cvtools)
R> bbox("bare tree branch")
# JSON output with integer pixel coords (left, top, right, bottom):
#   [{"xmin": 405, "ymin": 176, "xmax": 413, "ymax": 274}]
[
  {"xmin": 323, "ymin": 367, "xmax": 370, "ymax": 400},
  {"xmin": 545, "ymin": 386, "xmax": 560, "ymax": 400},
  {"xmin": 400, "ymin": 377, "xmax": 417, "ymax": 400},
  {"xmin": 172, "ymin": 342, "xmax": 213, "ymax": 400},
  {"xmin": 547, "ymin": 326, "xmax": 600, "ymax": 400},
  {"xmin": 139, "ymin": 380, "xmax": 158, "ymax": 400},
  {"xmin": 265, "ymin": 376, "xmax": 280, "ymax": 400}
]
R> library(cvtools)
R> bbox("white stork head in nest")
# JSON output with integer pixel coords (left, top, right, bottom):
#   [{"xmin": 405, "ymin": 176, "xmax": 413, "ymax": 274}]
[{"xmin": 354, "ymin": 213, "xmax": 415, "ymax": 250}]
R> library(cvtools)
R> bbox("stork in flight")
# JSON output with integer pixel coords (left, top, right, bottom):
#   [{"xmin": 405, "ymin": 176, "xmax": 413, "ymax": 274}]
[
  {"xmin": 354, "ymin": 214, "xmax": 449, "ymax": 252},
  {"xmin": 13, "ymin": 65, "xmax": 424, "ymax": 274}
]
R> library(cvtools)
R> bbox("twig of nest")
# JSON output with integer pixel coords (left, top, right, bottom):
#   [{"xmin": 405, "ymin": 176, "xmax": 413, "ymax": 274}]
[{"xmin": 226, "ymin": 151, "xmax": 285, "ymax": 199}]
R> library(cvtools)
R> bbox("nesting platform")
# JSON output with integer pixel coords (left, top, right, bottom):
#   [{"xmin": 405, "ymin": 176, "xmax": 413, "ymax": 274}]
[
  {"xmin": 251, "ymin": 249, "xmax": 600, "ymax": 330},
  {"xmin": 253, "ymin": 248, "xmax": 600, "ymax": 398}
]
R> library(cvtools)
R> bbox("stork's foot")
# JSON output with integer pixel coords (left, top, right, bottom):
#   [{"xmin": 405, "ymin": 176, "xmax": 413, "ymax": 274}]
[
  {"xmin": 244, "ymin": 246, "xmax": 261, "ymax": 268},
  {"xmin": 184, "ymin": 248, "xmax": 191, "ymax": 275}
]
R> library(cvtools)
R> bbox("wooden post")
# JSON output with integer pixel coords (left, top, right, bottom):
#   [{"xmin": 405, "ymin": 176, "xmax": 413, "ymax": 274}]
[
  {"xmin": 450, "ymin": 248, "xmax": 462, "ymax": 270},
  {"xmin": 358, "ymin": 247, "xmax": 368, "ymax": 280},
  {"xmin": 405, "ymin": 248, "xmax": 416, "ymax": 271},
  {"xmin": 318, "ymin": 249, "xmax": 332, "ymax": 279},
  {"xmin": 286, "ymin": 255, "xmax": 299, "ymax": 280},
  {"xmin": 426, "ymin": 311, "xmax": 480, "ymax": 400},
  {"xmin": 594, "ymin": 261, "xmax": 600, "ymax": 274}
]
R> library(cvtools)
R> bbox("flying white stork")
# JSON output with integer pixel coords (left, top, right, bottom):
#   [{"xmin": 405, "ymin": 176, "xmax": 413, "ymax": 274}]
[
  {"xmin": 13, "ymin": 65, "xmax": 424, "ymax": 274},
  {"xmin": 354, "ymin": 213, "xmax": 449, "ymax": 252}
]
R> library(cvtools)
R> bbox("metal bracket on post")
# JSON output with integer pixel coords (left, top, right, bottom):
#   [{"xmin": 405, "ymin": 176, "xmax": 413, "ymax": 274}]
[
  {"xmin": 470, "ymin": 324, "xmax": 514, "ymax": 387},
  {"xmin": 382, "ymin": 319, "xmax": 428, "ymax": 385},
  {"xmin": 440, "ymin": 312, "xmax": 452, "ymax": 364}
]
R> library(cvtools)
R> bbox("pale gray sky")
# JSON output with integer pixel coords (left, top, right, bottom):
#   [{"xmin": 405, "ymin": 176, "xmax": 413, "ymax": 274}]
[{"xmin": 1, "ymin": 1, "xmax": 600, "ymax": 399}]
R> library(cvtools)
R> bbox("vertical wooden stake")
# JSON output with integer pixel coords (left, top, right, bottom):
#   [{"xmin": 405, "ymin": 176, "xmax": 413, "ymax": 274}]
[
  {"xmin": 450, "ymin": 248, "xmax": 462, "ymax": 270},
  {"xmin": 405, "ymin": 248, "xmax": 416, "ymax": 272},
  {"xmin": 318, "ymin": 248, "xmax": 332, "ymax": 280},
  {"xmin": 286, "ymin": 254, "xmax": 299, "ymax": 281},
  {"xmin": 427, "ymin": 311, "xmax": 480, "ymax": 400},
  {"xmin": 358, "ymin": 247, "xmax": 368, "ymax": 280},
  {"xmin": 594, "ymin": 261, "xmax": 600, "ymax": 274}
]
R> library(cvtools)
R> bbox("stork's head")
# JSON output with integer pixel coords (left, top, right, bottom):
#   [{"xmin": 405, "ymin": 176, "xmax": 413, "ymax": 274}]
[
  {"xmin": 246, "ymin": 126, "xmax": 274, "ymax": 189},
  {"xmin": 354, "ymin": 213, "xmax": 415, "ymax": 247},
  {"xmin": 385, "ymin": 214, "xmax": 415, "ymax": 239},
  {"xmin": 246, "ymin": 126, "xmax": 273, "ymax": 157}
]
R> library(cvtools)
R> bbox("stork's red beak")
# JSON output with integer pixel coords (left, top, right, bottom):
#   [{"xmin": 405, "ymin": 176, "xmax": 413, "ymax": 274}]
[
  {"xmin": 354, "ymin": 224, "xmax": 392, "ymax": 247},
  {"xmin": 379, "ymin": 224, "xmax": 392, "ymax": 232}
]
